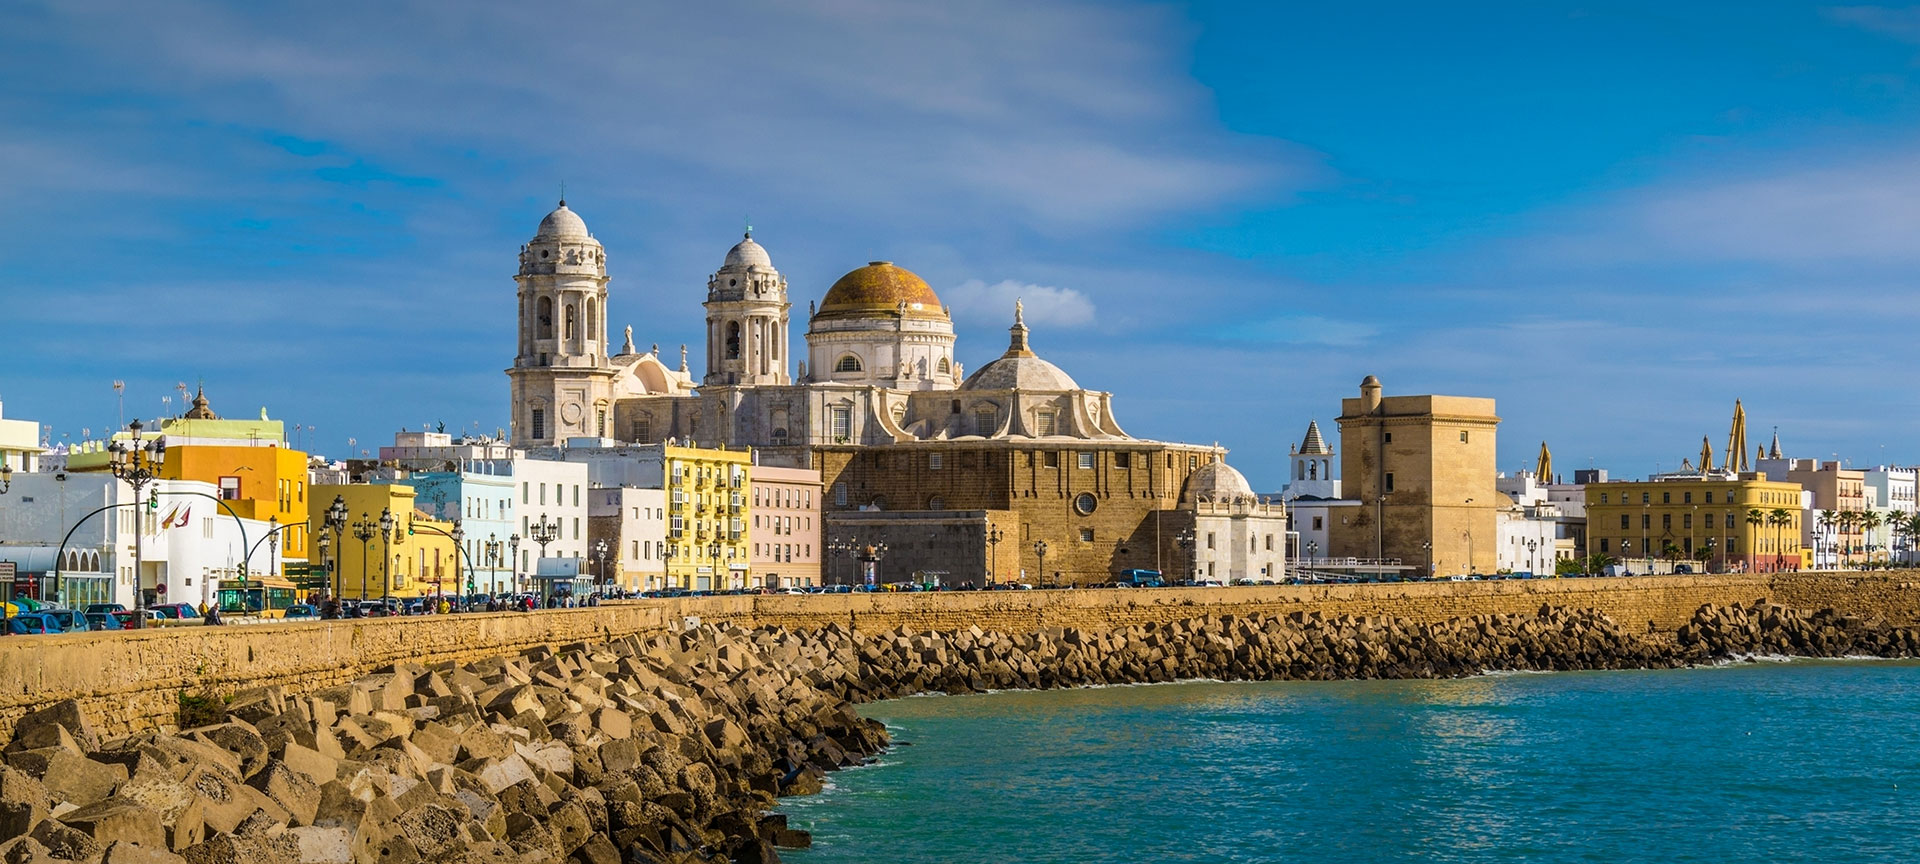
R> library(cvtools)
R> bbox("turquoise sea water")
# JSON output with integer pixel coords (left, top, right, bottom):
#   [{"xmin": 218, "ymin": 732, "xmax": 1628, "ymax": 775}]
[{"xmin": 779, "ymin": 662, "xmax": 1920, "ymax": 863}]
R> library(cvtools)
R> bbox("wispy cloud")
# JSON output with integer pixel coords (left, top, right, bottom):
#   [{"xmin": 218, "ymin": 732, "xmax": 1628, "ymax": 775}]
[
  {"xmin": 946, "ymin": 279, "xmax": 1096, "ymax": 329},
  {"xmin": 1825, "ymin": 5, "xmax": 1920, "ymax": 42}
]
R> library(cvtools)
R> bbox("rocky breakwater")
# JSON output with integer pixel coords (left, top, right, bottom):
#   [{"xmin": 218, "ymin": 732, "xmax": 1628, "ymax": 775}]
[
  {"xmin": 3, "ymin": 601, "xmax": 1918, "ymax": 864},
  {"xmin": 0, "ymin": 626, "xmax": 886, "ymax": 864}
]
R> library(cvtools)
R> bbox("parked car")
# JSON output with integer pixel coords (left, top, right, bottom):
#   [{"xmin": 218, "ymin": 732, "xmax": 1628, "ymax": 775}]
[
  {"xmin": 44, "ymin": 609, "xmax": 86, "ymax": 631},
  {"xmin": 7, "ymin": 613, "xmax": 63, "ymax": 635},
  {"xmin": 282, "ymin": 604, "xmax": 319, "ymax": 620},
  {"xmin": 84, "ymin": 603, "xmax": 125, "ymax": 615},
  {"xmin": 150, "ymin": 603, "xmax": 202, "ymax": 620},
  {"xmin": 83, "ymin": 612, "xmax": 123, "ymax": 631},
  {"xmin": 110, "ymin": 610, "xmax": 165, "ymax": 627}
]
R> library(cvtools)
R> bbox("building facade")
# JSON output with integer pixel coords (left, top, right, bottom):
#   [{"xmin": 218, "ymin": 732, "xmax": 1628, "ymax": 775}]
[
  {"xmin": 1328, "ymin": 376, "xmax": 1500, "ymax": 576},
  {"xmin": 1584, "ymin": 473, "xmax": 1804, "ymax": 572},
  {"xmin": 499, "ymin": 204, "xmax": 1249, "ymax": 584},
  {"xmin": 0, "ymin": 473, "xmax": 277, "ymax": 610},
  {"xmin": 1759, "ymin": 457, "xmax": 1866, "ymax": 566},
  {"xmin": 750, "ymin": 465, "xmax": 822, "ymax": 589},
  {"xmin": 587, "ymin": 487, "xmax": 667, "ymax": 592},
  {"xmin": 0, "ymin": 401, "xmax": 44, "ymax": 475}
]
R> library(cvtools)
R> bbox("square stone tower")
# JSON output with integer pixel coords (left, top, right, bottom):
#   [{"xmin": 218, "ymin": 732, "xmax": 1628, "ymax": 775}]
[{"xmin": 1329, "ymin": 376, "xmax": 1500, "ymax": 576}]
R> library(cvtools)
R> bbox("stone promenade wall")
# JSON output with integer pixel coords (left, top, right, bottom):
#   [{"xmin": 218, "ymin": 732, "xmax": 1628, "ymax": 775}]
[{"xmin": 5, "ymin": 571, "xmax": 1919, "ymax": 741}]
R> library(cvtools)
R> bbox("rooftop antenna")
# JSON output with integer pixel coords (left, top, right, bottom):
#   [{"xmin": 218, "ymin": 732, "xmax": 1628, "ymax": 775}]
[
  {"xmin": 559, "ymin": 180, "xmax": 566, "ymax": 206},
  {"xmin": 112, "ymin": 380, "xmax": 124, "ymax": 430},
  {"xmin": 744, "ymin": 215, "xmax": 752, "ymax": 239}
]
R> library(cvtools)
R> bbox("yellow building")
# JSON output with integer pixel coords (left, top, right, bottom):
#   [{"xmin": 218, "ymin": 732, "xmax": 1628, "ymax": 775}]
[
  {"xmin": 68, "ymin": 388, "xmax": 311, "ymax": 580},
  {"xmin": 308, "ymin": 483, "xmax": 462, "ymax": 601},
  {"xmin": 1329, "ymin": 376, "xmax": 1501, "ymax": 576},
  {"xmin": 1584, "ymin": 474, "xmax": 1804, "ymax": 572},
  {"xmin": 663, "ymin": 445, "xmax": 751, "ymax": 590}
]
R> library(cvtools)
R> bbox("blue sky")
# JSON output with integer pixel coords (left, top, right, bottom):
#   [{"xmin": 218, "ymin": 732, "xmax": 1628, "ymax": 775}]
[{"xmin": 6, "ymin": 1, "xmax": 1920, "ymax": 488}]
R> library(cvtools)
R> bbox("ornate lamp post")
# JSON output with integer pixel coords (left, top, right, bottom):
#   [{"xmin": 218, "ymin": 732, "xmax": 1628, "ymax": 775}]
[
  {"xmin": 352, "ymin": 513, "xmax": 375, "ymax": 604},
  {"xmin": 0, "ymin": 463, "xmax": 12, "ymax": 494},
  {"xmin": 593, "ymin": 539, "xmax": 610, "ymax": 594},
  {"xmin": 1033, "ymin": 540, "xmax": 1050, "ymax": 589},
  {"xmin": 1174, "ymin": 529, "xmax": 1194, "ymax": 584},
  {"xmin": 323, "ymin": 495, "xmax": 348, "ymax": 599},
  {"xmin": 449, "ymin": 523, "xmax": 465, "ymax": 604},
  {"xmin": 108, "ymin": 420, "xmax": 166, "ymax": 625},
  {"xmin": 315, "ymin": 533, "xmax": 332, "ymax": 602},
  {"xmin": 708, "ymin": 541, "xmax": 723, "ymax": 590},
  {"xmin": 1420, "ymin": 540, "xmax": 1432, "ymax": 579},
  {"xmin": 485, "ymin": 533, "xmax": 503, "ymax": 595},
  {"xmin": 827, "ymin": 537, "xmax": 856, "ymax": 587},
  {"xmin": 377, "ymin": 507, "xmax": 396, "ymax": 611},
  {"xmin": 985, "ymin": 525, "xmax": 1003, "ymax": 587},
  {"xmin": 528, "ymin": 515, "xmax": 559, "ymax": 598}
]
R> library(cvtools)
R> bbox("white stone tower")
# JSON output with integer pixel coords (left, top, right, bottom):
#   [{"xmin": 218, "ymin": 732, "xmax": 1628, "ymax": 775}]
[
  {"xmin": 508, "ymin": 200, "xmax": 616, "ymax": 447},
  {"xmin": 1285, "ymin": 419, "xmax": 1340, "ymax": 500},
  {"xmin": 703, "ymin": 230, "xmax": 791, "ymax": 387}
]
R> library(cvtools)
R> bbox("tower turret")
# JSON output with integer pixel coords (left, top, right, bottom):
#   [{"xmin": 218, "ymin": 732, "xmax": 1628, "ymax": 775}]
[{"xmin": 703, "ymin": 230, "xmax": 791, "ymax": 386}]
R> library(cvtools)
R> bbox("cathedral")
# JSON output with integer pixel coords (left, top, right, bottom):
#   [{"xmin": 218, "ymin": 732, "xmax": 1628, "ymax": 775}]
[{"xmin": 507, "ymin": 201, "xmax": 1284, "ymax": 584}]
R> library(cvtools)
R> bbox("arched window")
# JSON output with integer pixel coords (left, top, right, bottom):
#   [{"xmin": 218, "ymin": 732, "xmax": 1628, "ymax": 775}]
[
  {"xmin": 564, "ymin": 305, "xmax": 577, "ymax": 341},
  {"xmin": 536, "ymin": 296, "xmax": 553, "ymax": 339},
  {"xmin": 1296, "ymin": 462, "xmax": 1305, "ymax": 481},
  {"xmin": 585, "ymin": 299, "xmax": 597, "ymax": 343},
  {"xmin": 1308, "ymin": 462, "xmax": 1318, "ymax": 480},
  {"xmin": 835, "ymin": 354, "xmax": 862, "ymax": 373},
  {"xmin": 937, "ymin": 357, "xmax": 951, "ymax": 375},
  {"xmin": 726, "ymin": 322, "xmax": 741, "ymax": 359}
]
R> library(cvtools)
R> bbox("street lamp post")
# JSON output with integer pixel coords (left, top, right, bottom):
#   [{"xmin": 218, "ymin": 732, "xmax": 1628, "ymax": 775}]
[
  {"xmin": 528, "ymin": 515, "xmax": 560, "ymax": 596},
  {"xmin": 508, "ymin": 533, "xmax": 521, "ymax": 595},
  {"xmin": 485, "ymin": 534, "xmax": 503, "ymax": 595},
  {"xmin": 266, "ymin": 516, "xmax": 280, "ymax": 584},
  {"xmin": 985, "ymin": 525, "xmax": 1003, "ymax": 588},
  {"xmin": 448, "ymin": 523, "xmax": 465, "ymax": 607},
  {"xmin": 315, "ymin": 533, "xmax": 332, "ymax": 602},
  {"xmin": 352, "ymin": 513, "xmax": 375, "ymax": 605},
  {"xmin": 324, "ymin": 495, "xmax": 348, "ymax": 600},
  {"xmin": 1033, "ymin": 540, "xmax": 1050, "ymax": 589},
  {"xmin": 1420, "ymin": 540, "xmax": 1432, "ymax": 579},
  {"xmin": 0, "ymin": 463, "xmax": 12, "ymax": 495},
  {"xmin": 378, "ymin": 507, "xmax": 396, "ymax": 611},
  {"xmin": 108, "ymin": 419, "xmax": 166, "ymax": 626},
  {"xmin": 593, "ymin": 539, "xmax": 610, "ymax": 595},
  {"xmin": 1175, "ymin": 529, "xmax": 1195, "ymax": 584}
]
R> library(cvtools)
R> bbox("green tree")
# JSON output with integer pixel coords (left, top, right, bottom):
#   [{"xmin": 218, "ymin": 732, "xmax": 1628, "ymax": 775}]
[
  {"xmin": 1747, "ymin": 509, "xmax": 1766, "ymax": 571},
  {"xmin": 1768, "ymin": 508, "xmax": 1793, "ymax": 572}
]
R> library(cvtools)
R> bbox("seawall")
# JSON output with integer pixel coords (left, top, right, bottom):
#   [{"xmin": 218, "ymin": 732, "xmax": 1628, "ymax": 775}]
[{"xmin": 5, "ymin": 571, "xmax": 1919, "ymax": 740}]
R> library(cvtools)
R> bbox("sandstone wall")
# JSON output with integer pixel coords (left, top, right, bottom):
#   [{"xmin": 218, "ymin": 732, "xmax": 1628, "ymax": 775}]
[{"xmin": 6, "ymin": 571, "xmax": 1919, "ymax": 742}]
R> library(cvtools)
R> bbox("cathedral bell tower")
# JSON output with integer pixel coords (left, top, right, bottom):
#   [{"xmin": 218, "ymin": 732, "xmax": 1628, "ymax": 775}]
[
  {"xmin": 703, "ymin": 230, "xmax": 791, "ymax": 387},
  {"xmin": 508, "ymin": 199, "xmax": 616, "ymax": 447}
]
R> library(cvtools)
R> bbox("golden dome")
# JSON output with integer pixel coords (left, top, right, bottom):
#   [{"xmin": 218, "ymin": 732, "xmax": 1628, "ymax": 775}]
[{"xmin": 815, "ymin": 261, "xmax": 945, "ymax": 321}]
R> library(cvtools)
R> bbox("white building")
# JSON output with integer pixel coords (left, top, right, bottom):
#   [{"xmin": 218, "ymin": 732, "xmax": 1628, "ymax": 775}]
[
  {"xmin": 589, "ymin": 487, "xmax": 667, "ymax": 591},
  {"xmin": 0, "ymin": 473, "xmax": 275, "ymax": 609},
  {"xmin": 375, "ymin": 430, "xmax": 589, "ymax": 579},
  {"xmin": 1863, "ymin": 466, "xmax": 1916, "ymax": 563},
  {"xmin": 0, "ymin": 401, "xmax": 44, "ymax": 476},
  {"xmin": 1182, "ymin": 461, "xmax": 1287, "ymax": 584},
  {"xmin": 1497, "ymin": 503, "xmax": 1562, "ymax": 575}
]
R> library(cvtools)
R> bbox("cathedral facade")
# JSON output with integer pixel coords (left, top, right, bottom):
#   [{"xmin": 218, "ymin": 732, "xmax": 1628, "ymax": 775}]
[{"xmin": 505, "ymin": 202, "xmax": 1280, "ymax": 585}]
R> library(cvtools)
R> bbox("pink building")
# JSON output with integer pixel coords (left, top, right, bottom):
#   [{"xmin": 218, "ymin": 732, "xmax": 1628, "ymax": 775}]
[{"xmin": 750, "ymin": 465, "xmax": 822, "ymax": 588}]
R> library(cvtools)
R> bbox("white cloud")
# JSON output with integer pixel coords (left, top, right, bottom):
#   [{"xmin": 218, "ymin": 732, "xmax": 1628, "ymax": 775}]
[{"xmin": 946, "ymin": 279, "xmax": 1096, "ymax": 328}]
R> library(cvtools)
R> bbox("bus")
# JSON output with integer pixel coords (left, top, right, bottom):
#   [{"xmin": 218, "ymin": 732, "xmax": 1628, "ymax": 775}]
[{"xmin": 217, "ymin": 577, "xmax": 300, "ymax": 617}]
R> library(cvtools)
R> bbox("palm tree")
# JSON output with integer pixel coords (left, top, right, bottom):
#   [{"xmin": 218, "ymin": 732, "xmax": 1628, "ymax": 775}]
[
  {"xmin": 1768, "ymin": 508, "xmax": 1792, "ymax": 572},
  {"xmin": 1837, "ymin": 510, "xmax": 1858, "ymax": 567},
  {"xmin": 1861, "ymin": 510, "xmax": 1884, "ymax": 567},
  {"xmin": 1817, "ymin": 509, "xmax": 1837, "ymax": 568},
  {"xmin": 1747, "ymin": 509, "xmax": 1767, "ymax": 571}
]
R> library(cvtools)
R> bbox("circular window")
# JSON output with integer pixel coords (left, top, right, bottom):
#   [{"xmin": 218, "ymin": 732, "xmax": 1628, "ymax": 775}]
[
  {"xmin": 1074, "ymin": 493, "xmax": 1097, "ymax": 516},
  {"xmin": 928, "ymin": 496, "xmax": 946, "ymax": 510},
  {"xmin": 540, "ymin": 250, "xmax": 549, "ymax": 258}
]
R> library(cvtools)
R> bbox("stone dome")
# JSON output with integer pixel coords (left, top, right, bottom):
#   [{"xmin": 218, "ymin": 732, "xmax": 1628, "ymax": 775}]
[
  {"xmin": 535, "ymin": 201, "xmax": 591, "ymax": 240},
  {"xmin": 1183, "ymin": 459, "xmax": 1256, "ymax": 504},
  {"xmin": 961, "ymin": 354, "xmax": 1079, "ymax": 392},
  {"xmin": 815, "ymin": 262, "xmax": 944, "ymax": 321},
  {"xmin": 722, "ymin": 234, "xmax": 773, "ymax": 271}
]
